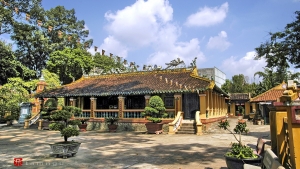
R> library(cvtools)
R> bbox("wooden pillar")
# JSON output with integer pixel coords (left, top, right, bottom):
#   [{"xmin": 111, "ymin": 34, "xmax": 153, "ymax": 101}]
[
  {"xmin": 90, "ymin": 97, "xmax": 97, "ymax": 119},
  {"xmin": 174, "ymin": 94, "xmax": 182, "ymax": 114},
  {"xmin": 118, "ymin": 96, "xmax": 125, "ymax": 118},
  {"xmin": 213, "ymin": 92, "xmax": 216, "ymax": 117},
  {"xmin": 199, "ymin": 93, "xmax": 206, "ymax": 120},
  {"xmin": 230, "ymin": 103, "xmax": 235, "ymax": 116},
  {"xmin": 70, "ymin": 97, "xmax": 76, "ymax": 118}
]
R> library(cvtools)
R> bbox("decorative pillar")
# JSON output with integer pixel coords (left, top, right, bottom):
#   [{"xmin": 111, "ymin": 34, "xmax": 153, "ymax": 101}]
[
  {"xmin": 38, "ymin": 119, "xmax": 43, "ymax": 130},
  {"xmin": 24, "ymin": 119, "xmax": 29, "ymax": 129},
  {"xmin": 70, "ymin": 97, "xmax": 76, "ymax": 118},
  {"xmin": 199, "ymin": 93, "xmax": 207, "ymax": 120},
  {"xmin": 174, "ymin": 94, "xmax": 182, "ymax": 114},
  {"xmin": 118, "ymin": 96, "xmax": 125, "ymax": 118},
  {"xmin": 90, "ymin": 97, "xmax": 97, "ymax": 119},
  {"xmin": 209, "ymin": 90, "xmax": 213, "ymax": 117},
  {"xmin": 213, "ymin": 92, "xmax": 216, "ymax": 117},
  {"xmin": 206, "ymin": 90, "xmax": 210, "ymax": 118}
]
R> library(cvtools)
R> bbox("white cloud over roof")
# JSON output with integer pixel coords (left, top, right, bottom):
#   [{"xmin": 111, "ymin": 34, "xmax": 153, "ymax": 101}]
[
  {"xmin": 206, "ymin": 31, "xmax": 231, "ymax": 51},
  {"xmin": 185, "ymin": 2, "xmax": 228, "ymax": 27}
]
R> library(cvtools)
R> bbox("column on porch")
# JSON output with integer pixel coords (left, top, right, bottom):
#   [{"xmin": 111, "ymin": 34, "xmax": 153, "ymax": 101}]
[
  {"xmin": 213, "ymin": 92, "xmax": 216, "ymax": 117},
  {"xmin": 223, "ymin": 97, "xmax": 226, "ymax": 115},
  {"xmin": 70, "ymin": 97, "xmax": 76, "ymax": 107},
  {"xmin": 217, "ymin": 94, "xmax": 221, "ymax": 116},
  {"xmin": 90, "ymin": 97, "xmax": 97, "ymax": 119},
  {"xmin": 118, "ymin": 96, "xmax": 125, "ymax": 118},
  {"xmin": 209, "ymin": 90, "xmax": 213, "ymax": 118},
  {"xmin": 205, "ymin": 90, "xmax": 210, "ymax": 119},
  {"xmin": 230, "ymin": 102, "xmax": 236, "ymax": 116},
  {"xmin": 199, "ymin": 92, "xmax": 207, "ymax": 120},
  {"xmin": 174, "ymin": 94, "xmax": 182, "ymax": 114}
]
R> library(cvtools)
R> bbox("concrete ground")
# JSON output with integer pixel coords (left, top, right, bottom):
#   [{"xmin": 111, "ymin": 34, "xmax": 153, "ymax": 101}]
[{"xmin": 0, "ymin": 118, "xmax": 270, "ymax": 169}]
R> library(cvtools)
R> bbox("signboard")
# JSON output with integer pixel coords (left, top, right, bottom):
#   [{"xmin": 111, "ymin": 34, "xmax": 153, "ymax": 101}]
[{"xmin": 18, "ymin": 103, "xmax": 32, "ymax": 124}]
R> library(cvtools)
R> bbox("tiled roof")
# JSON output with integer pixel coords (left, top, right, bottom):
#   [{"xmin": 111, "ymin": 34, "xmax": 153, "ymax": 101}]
[
  {"xmin": 250, "ymin": 83, "xmax": 286, "ymax": 102},
  {"xmin": 36, "ymin": 68, "xmax": 229, "ymax": 98},
  {"xmin": 229, "ymin": 93, "xmax": 250, "ymax": 101}
]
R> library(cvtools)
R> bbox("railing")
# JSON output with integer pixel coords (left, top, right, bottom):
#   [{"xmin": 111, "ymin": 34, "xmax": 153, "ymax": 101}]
[
  {"xmin": 74, "ymin": 110, "xmax": 91, "ymax": 118},
  {"xmin": 95, "ymin": 110, "xmax": 118, "ymax": 118},
  {"xmin": 283, "ymin": 117, "xmax": 292, "ymax": 169},
  {"xmin": 123, "ymin": 109, "xmax": 144, "ymax": 118},
  {"xmin": 29, "ymin": 112, "xmax": 41, "ymax": 126},
  {"xmin": 168, "ymin": 111, "xmax": 183, "ymax": 134}
]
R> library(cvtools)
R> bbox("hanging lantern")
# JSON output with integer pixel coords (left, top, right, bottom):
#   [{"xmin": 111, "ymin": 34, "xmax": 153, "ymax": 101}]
[
  {"xmin": 14, "ymin": 7, "xmax": 19, "ymax": 14},
  {"xmin": 3, "ymin": 1, "xmax": 9, "ymax": 6},
  {"xmin": 94, "ymin": 46, "xmax": 98, "ymax": 52},
  {"xmin": 58, "ymin": 30, "xmax": 62, "ymax": 38},
  {"xmin": 84, "ymin": 42, "xmax": 89, "ymax": 48},
  {"xmin": 109, "ymin": 53, "xmax": 113, "ymax": 58},
  {"xmin": 68, "ymin": 35, "xmax": 72, "ymax": 41},
  {"xmin": 26, "ymin": 14, "xmax": 30, "ymax": 21},
  {"xmin": 77, "ymin": 38, "xmax": 80, "ymax": 43},
  {"xmin": 117, "ymin": 56, "xmax": 120, "ymax": 62},
  {"xmin": 123, "ymin": 59, "xmax": 127, "ymax": 65},
  {"xmin": 37, "ymin": 20, "xmax": 42, "ymax": 26},
  {"xmin": 102, "ymin": 49, "xmax": 105, "ymax": 55},
  {"xmin": 48, "ymin": 26, "xmax": 53, "ymax": 32}
]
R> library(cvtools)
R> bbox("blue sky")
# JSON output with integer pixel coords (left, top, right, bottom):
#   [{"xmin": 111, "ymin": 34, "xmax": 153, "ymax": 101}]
[{"xmin": 5, "ymin": 0, "xmax": 300, "ymax": 82}]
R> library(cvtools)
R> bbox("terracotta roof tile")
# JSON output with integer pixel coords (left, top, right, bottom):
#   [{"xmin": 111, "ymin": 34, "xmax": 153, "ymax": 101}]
[
  {"xmin": 36, "ymin": 68, "xmax": 216, "ymax": 97},
  {"xmin": 250, "ymin": 83, "xmax": 287, "ymax": 102}
]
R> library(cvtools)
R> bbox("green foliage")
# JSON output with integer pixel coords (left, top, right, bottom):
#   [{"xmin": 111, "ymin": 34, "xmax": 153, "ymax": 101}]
[
  {"xmin": 221, "ymin": 74, "xmax": 257, "ymax": 96},
  {"xmin": 93, "ymin": 53, "xmax": 128, "ymax": 74},
  {"xmin": 219, "ymin": 119, "xmax": 256, "ymax": 159},
  {"xmin": 255, "ymin": 11, "xmax": 300, "ymax": 69},
  {"xmin": 25, "ymin": 114, "xmax": 31, "ymax": 119},
  {"xmin": 4, "ymin": 115, "xmax": 14, "ymax": 121},
  {"xmin": 47, "ymin": 48, "xmax": 93, "ymax": 84},
  {"xmin": 44, "ymin": 98, "xmax": 82, "ymax": 142},
  {"xmin": 0, "ymin": 40, "xmax": 35, "ymax": 85},
  {"xmin": 0, "ymin": 77, "xmax": 37, "ymax": 119},
  {"xmin": 143, "ymin": 96, "xmax": 167, "ymax": 123},
  {"xmin": 226, "ymin": 143, "xmax": 258, "ymax": 159},
  {"xmin": 68, "ymin": 120, "xmax": 81, "ymax": 126},
  {"xmin": 237, "ymin": 106, "xmax": 245, "ymax": 115},
  {"xmin": 105, "ymin": 116, "xmax": 119, "ymax": 125}
]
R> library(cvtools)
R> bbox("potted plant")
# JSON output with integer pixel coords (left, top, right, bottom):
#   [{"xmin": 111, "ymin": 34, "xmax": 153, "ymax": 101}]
[
  {"xmin": 142, "ymin": 95, "xmax": 167, "ymax": 134},
  {"xmin": 237, "ymin": 106, "xmax": 245, "ymax": 119},
  {"xmin": 78, "ymin": 119, "xmax": 88, "ymax": 131},
  {"xmin": 105, "ymin": 116, "xmax": 119, "ymax": 132},
  {"xmin": 48, "ymin": 105, "xmax": 82, "ymax": 159},
  {"xmin": 5, "ymin": 115, "xmax": 14, "ymax": 125},
  {"xmin": 218, "ymin": 119, "xmax": 262, "ymax": 169}
]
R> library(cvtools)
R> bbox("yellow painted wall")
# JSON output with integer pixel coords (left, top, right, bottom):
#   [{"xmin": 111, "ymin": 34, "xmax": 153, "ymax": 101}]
[
  {"xmin": 230, "ymin": 103, "xmax": 235, "ymax": 116},
  {"xmin": 200, "ymin": 95, "xmax": 207, "ymax": 119},
  {"xmin": 286, "ymin": 107, "xmax": 300, "ymax": 168},
  {"xmin": 245, "ymin": 102, "xmax": 250, "ymax": 115}
]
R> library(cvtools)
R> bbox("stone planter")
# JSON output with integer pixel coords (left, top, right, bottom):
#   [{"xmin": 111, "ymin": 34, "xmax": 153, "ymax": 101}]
[
  {"xmin": 145, "ymin": 123, "xmax": 163, "ymax": 134},
  {"xmin": 107, "ymin": 124, "xmax": 118, "ymax": 132},
  {"xmin": 49, "ymin": 142, "xmax": 81, "ymax": 159},
  {"xmin": 225, "ymin": 155, "xmax": 262, "ymax": 169}
]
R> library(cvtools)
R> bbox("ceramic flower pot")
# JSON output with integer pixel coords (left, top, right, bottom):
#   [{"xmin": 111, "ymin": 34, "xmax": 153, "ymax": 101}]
[{"xmin": 225, "ymin": 155, "xmax": 262, "ymax": 169}]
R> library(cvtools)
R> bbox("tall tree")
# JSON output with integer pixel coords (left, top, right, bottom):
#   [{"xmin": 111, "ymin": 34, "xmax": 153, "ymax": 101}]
[
  {"xmin": 46, "ymin": 47, "xmax": 93, "ymax": 84},
  {"xmin": 93, "ymin": 52, "xmax": 128, "ymax": 74},
  {"xmin": 255, "ymin": 11, "xmax": 300, "ymax": 70},
  {"xmin": 0, "ymin": 40, "xmax": 35, "ymax": 85},
  {"xmin": 11, "ymin": 5, "xmax": 92, "ymax": 76}
]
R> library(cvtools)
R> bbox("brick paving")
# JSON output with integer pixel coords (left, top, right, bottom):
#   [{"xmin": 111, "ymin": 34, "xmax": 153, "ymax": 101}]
[{"xmin": 0, "ymin": 117, "xmax": 270, "ymax": 169}]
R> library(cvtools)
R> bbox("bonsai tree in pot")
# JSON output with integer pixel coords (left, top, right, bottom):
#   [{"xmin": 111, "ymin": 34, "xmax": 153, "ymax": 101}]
[
  {"xmin": 142, "ymin": 95, "xmax": 167, "ymax": 134},
  {"xmin": 218, "ymin": 119, "xmax": 262, "ymax": 169},
  {"xmin": 105, "ymin": 116, "xmax": 119, "ymax": 132},
  {"xmin": 48, "ymin": 105, "xmax": 82, "ymax": 159}
]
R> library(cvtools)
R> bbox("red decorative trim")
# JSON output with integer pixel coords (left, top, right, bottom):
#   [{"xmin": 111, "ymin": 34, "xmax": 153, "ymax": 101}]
[{"xmin": 291, "ymin": 106, "xmax": 300, "ymax": 124}]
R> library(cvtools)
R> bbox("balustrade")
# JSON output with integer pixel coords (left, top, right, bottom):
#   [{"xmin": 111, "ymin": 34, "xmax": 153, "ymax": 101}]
[{"xmin": 95, "ymin": 111, "xmax": 118, "ymax": 118}]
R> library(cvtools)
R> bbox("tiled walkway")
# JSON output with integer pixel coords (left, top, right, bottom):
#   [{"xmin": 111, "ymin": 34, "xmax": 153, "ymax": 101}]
[{"xmin": 0, "ymin": 118, "xmax": 270, "ymax": 169}]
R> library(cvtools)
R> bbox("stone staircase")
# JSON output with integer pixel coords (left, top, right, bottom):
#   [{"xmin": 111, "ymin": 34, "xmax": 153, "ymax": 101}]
[{"xmin": 176, "ymin": 119, "xmax": 196, "ymax": 134}]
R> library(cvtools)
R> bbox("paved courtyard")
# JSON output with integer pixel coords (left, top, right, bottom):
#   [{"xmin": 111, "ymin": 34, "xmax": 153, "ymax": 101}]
[{"xmin": 0, "ymin": 118, "xmax": 270, "ymax": 169}]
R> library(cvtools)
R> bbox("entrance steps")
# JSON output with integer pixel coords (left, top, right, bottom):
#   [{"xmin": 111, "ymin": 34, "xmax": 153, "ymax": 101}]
[{"xmin": 176, "ymin": 120, "xmax": 196, "ymax": 134}]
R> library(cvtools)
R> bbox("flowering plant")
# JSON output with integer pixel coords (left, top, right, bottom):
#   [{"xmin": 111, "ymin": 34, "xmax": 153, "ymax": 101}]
[{"xmin": 218, "ymin": 119, "xmax": 257, "ymax": 159}]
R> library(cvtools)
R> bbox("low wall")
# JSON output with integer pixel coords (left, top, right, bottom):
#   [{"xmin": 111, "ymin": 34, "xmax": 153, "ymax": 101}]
[{"xmin": 86, "ymin": 121, "xmax": 169, "ymax": 133}]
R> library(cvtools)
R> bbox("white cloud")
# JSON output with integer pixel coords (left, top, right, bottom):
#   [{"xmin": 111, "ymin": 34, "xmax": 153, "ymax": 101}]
[
  {"xmin": 206, "ymin": 31, "xmax": 231, "ymax": 51},
  {"xmin": 185, "ymin": 2, "xmax": 228, "ymax": 27},
  {"xmin": 104, "ymin": 0, "xmax": 173, "ymax": 47},
  {"xmin": 97, "ymin": 0, "xmax": 206, "ymax": 67},
  {"xmin": 221, "ymin": 51, "xmax": 266, "ymax": 82}
]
